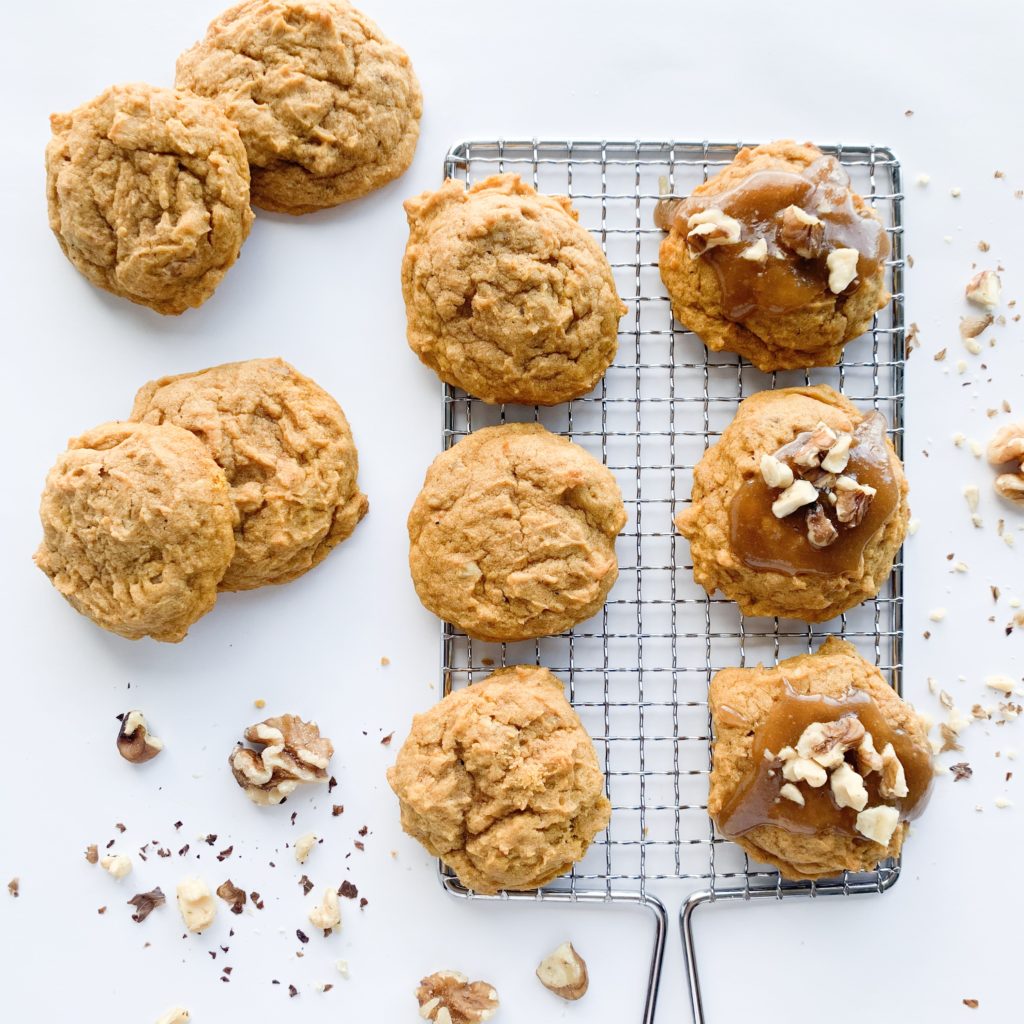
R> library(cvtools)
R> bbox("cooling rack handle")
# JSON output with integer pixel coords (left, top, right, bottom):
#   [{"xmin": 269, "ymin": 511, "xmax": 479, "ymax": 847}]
[{"xmin": 680, "ymin": 890, "xmax": 714, "ymax": 1024}]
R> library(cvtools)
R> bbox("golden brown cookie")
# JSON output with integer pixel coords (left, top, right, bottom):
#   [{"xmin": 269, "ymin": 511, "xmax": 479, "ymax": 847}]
[
  {"xmin": 657, "ymin": 140, "xmax": 890, "ymax": 371},
  {"xmin": 408, "ymin": 424, "xmax": 626, "ymax": 641},
  {"xmin": 708, "ymin": 637, "xmax": 932, "ymax": 880},
  {"xmin": 675, "ymin": 386, "xmax": 908, "ymax": 622},
  {"xmin": 45, "ymin": 83, "xmax": 253, "ymax": 315},
  {"xmin": 402, "ymin": 175, "xmax": 625, "ymax": 405},
  {"xmin": 34, "ymin": 422, "xmax": 236, "ymax": 642},
  {"xmin": 131, "ymin": 358, "xmax": 367, "ymax": 591},
  {"xmin": 176, "ymin": 0, "xmax": 422, "ymax": 214},
  {"xmin": 387, "ymin": 665, "xmax": 611, "ymax": 893}
]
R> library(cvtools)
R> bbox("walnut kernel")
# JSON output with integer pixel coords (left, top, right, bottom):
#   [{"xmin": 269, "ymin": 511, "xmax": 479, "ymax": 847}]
[
  {"xmin": 229, "ymin": 714, "xmax": 334, "ymax": 805},
  {"xmin": 685, "ymin": 208, "xmax": 743, "ymax": 254},
  {"xmin": 176, "ymin": 876, "xmax": 216, "ymax": 933},
  {"xmin": 416, "ymin": 971, "xmax": 499, "ymax": 1023},
  {"xmin": 116, "ymin": 711, "xmax": 163, "ymax": 764},
  {"xmin": 536, "ymin": 941, "xmax": 589, "ymax": 1001}
]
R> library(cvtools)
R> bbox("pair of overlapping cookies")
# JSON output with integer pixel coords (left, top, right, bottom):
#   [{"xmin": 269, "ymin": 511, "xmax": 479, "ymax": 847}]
[{"xmin": 388, "ymin": 141, "xmax": 932, "ymax": 891}]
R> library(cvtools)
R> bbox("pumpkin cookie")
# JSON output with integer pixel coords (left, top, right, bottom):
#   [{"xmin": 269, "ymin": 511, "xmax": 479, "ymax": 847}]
[
  {"xmin": 657, "ymin": 140, "xmax": 890, "ymax": 371},
  {"xmin": 402, "ymin": 175, "xmax": 625, "ymax": 405},
  {"xmin": 34, "ymin": 422, "xmax": 236, "ymax": 642},
  {"xmin": 709, "ymin": 637, "xmax": 933, "ymax": 880},
  {"xmin": 387, "ymin": 665, "xmax": 611, "ymax": 893},
  {"xmin": 675, "ymin": 386, "xmax": 908, "ymax": 622},
  {"xmin": 45, "ymin": 83, "xmax": 253, "ymax": 315},
  {"xmin": 176, "ymin": 0, "xmax": 422, "ymax": 214},
  {"xmin": 408, "ymin": 424, "xmax": 626, "ymax": 641},
  {"xmin": 131, "ymin": 358, "xmax": 367, "ymax": 591}
]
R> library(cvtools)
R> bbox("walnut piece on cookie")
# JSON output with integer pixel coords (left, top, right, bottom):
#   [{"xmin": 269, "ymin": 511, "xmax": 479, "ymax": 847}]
[
  {"xmin": 131, "ymin": 358, "xmax": 368, "ymax": 590},
  {"xmin": 708, "ymin": 637, "xmax": 933, "ymax": 880},
  {"xmin": 34, "ymin": 421, "xmax": 236, "ymax": 642},
  {"xmin": 675, "ymin": 385, "xmax": 908, "ymax": 622},
  {"xmin": 230, "ymin": 714, "xmax": 334, "ymax": 805},
  {"xmin": 402, "ymin": 174, "xmax": 625, "ymax": 405},
  {"xmin": 408, "ymin": 423, "xmax": 626, "ymax": 642},
  {"xmin": 176, "ymin": 0, "xmax": 422, "ymax": 214},
  {"xmin": 45, "ymin": 83, "xmax": 252, "ymax": 315},
  {"xmin": 387, "ymin": 666, "xmax": 610, "ymax": 894},
  {"xmin": 656, "ymin": 140, "xmax": 890, "ymax": 371}
]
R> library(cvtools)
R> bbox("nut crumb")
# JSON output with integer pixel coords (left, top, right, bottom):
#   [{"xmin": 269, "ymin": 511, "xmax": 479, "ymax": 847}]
[
  {"xmin": 308, "ymin": 888, "xmax": 341, "ymax": 933},
  {"xmin": 100, "ymin": 854, "xmax": 132, "ymax": 880},
  {"xmin": 294, "ymin": 832, "xmax": 317, "ymax": 864},
  {"xmin": 950, "ymin": 762, "xmax": 973, "ymax": 782},
  {"xmin": 928, "ymin": 608, "xmax": 947, "ymax": 622},
  {"xmin": 176, "ymin": 877, "xmax": 216, "ymax": 933},
  {"xmin": 155, "ymin": 1009, "xmax": 190, "ymax": 1024},
  {"xmin": 85, "ymin": 844, "xmax": 98, "ymax": 864},
  {"xmin": 380, "ymin": 656, "xmax": 391, "ymax": 666},
  {"xmin": 536, "ymin": 942, "xmax": 589, "ymax": 1001},
  {"xmin": 7, "ymin": 878, "xmax": 18, "ymax": 898}
]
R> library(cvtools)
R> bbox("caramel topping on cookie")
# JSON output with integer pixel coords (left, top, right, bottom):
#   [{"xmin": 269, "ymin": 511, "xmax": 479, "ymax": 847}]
[
  {"xmin": 716, "ymin": 683, "xmax": 933, "ymax": 841},
  {"xmin": 657, "ymin": 155, "xmax": 888, "ymax": 322},
  {"xmin": 729, "ymin": 411, "xmax": 899, "ymax": 577}
]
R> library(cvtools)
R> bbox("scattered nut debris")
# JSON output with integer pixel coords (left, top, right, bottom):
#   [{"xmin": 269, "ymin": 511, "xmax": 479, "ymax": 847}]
[
  {"xmin": 963, "ymin": 999, "xmax": 979, "ymax": 1009},
  {"xmin": 155, "ymin": 1009, "xmax": 190, "ymax": 1024},
  {"xmin": 950, "ymin": 762, "xmax": 973, "ymax": 782},
  {"xmin": 336, "ymin": 960, "xmax": 350, "ymax": 978},
  {"xmin": 960, "ymin": 314, "xmax": 993, "ymax": 342},
  {"xmin": 380, "ymin": 656, "xmax": 391, "ymax": 667},
  {"xmin": 965, "ymin": 270, "xmax": 1002, "ymax": 308},
  {"xmin": 254, "ymin": 698, "xmax": 266, "ymax": 709},
  {"xmin": 299, "ymin": 874, "xmax": 314, "ymax": 896},
  {"xmin": 416, "ymin": 971, "xmax": 499, "ymax": 1024},
  {"xmin": 294, "ymin": 832, "xmax": 317, "ymax": 865},
  {"xmin": 100, "ymin": 854, "xmax": 132, "ymax": 880},
  {"xmin": 229, "ymin": 715, "xmax": 334, "ymax": 806},
  {"xmin": 986, "ymin": 675, "xmax": 1017, "ymax": 695},
  {"xmin": 308, "ymin": 888, "xmax": 341, "ymax": 933},
  {"xmin": 7, "ymin": 878, "xmax": 19, "ymax": 898},
  {"xmin": 995, "ymin": 797, "xmax": 1013, "ymax": 809},
  {"xmin": 85, "ymin": 844, "xmax": 98, "ymax": 864},
  {"xmin": 177, "ymin": 877, "xmax": 217, "ymax": 933},
  {"xmin": 536, "ymin": 941, "xmax": 589, "ymax": 1001},
  {"xmin": 928, "ymin": 609, "xmax": 947, "ymax": 622},
  {"xmin": 128, "ymin": 887, "xmax": 166, "ymax": 923},
  {"xmin": 381, "ymin": 732, "xmax": 394, "ymax": 746},
  {"xmin": 216, "ymin": 880, "xmax": 247, "ymax": 915},
  {"xmin": 116, "ymin": 711, "xmax": 164, "ymax": 764},
  {"xmin": 338, "ymin": 880, "xmax": 358, "ymax": 899}
]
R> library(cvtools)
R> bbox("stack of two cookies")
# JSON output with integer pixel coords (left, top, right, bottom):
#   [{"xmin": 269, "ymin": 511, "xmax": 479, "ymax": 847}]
[
  {"xmin": 35, "ymin": 359, "xmax": 366, "ymax": 642},
  {"xmin": 389, "ymin": 174, "xmax": 631, "ymax": 893}
]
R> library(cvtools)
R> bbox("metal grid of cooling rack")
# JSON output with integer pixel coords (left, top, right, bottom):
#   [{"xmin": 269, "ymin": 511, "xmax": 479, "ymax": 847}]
[{"xmin": 437, "ymin": 140, "xmax": 905, "ymax": 1023}]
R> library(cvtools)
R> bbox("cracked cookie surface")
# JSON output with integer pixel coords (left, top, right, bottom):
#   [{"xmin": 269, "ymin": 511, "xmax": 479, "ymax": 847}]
[
  {"xmin": 402, "ymin": 174, "xmax": 625, "ymax": 405},
  {"xmin": 176, "ymin": 0, "xmax": 422, "ymax": 214},
  {"xmin": 387, "ymin": 665, "xmax": 611, "ymax": 893},
  {"xmin": 709, "ymin": 637, "xmax": 930, "ymax": 879},
  {"xmin": 131, "ymin": 357, "xmax": 368, "ymax": 591},
  {"xmin": 659, "ymin": 140, "xmax": 889, "ymax": 371},
  {"xmin": 675, "ymin": 386, "xmax": 908, "ymax": 622},
  {"xmin": 408, "ymin": 423, "xmax": 626, "ymax": 641},
  {"xmin": 45, "ymin": 83, "xmax": 253, "ymax": 315},
  {"xmin": 35, "ymin": 421, "xmax": 236, "ymax": 642}
]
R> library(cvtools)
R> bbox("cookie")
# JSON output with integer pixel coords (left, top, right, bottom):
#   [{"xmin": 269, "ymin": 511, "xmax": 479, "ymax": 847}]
[
  {"xmin": 176, "ymin": 0, "xmax": 422, "ymax": 214},
  {"xmin": 34, "ymin": 421, "xmax": 236, "ymax": 642},
  {"xmin": 45, "ymin": 83, "xmax": 253, "ymax": 315},
  {"xmin": 675, "ymin": 386, "xmax": 908, "ymax": 622},
  {"xmin": 657, "ymin": 141, "xmax": 890, "ymax": 371},
  {"xmin": 387, "ymin": 665, "xmax": 611, "ymax": 893},
  {"xmin": 402, "ymin": 175, "xmax": 625, "ymax": 405},
  {"xmin": 408, "ymin": 423, "xmax": 626, "ymax": 641},
  {"xmin": 131, "ymin": 358, "xmax": 367, "ymax": 591},
  {"xmin": 708, "ymin": 638, "xmax": 932, "ymax": 880}
]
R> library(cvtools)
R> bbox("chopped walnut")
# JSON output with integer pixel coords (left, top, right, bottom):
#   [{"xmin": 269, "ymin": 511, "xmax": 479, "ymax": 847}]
[
  {"xmin": 781, "ymin": 755, "xmax": 828, "ymax": 788},
  {"xmin": 416, "ymin": 971, "xmax": 499, "ymax": 1023},
  {"xmin": 805, "ymin": 503, "xmax": 839, "ymax": 549},
  {"xmin": 536, "ymin": 942, "xmax": 589, "ymax": 1001},
  {"xmin": 100, "ymin": 854, "xmax": 132, "ymax": 880},
  {"xmin": 879, "ymin": 743, "xmax": 909, "ymax": 799},
  {"xmin": 965, "ymin": 269, "xmax": 1002, "ymax": 308},
  {"xmin": 820, "ymin": 433, "xmax": 852, "ymax": 474},
  {"xmin": 309, "ymin": 888, "xmax": 341, "ymax": 933},
  {"xmin": 771, "ymin": 479, "xmax": 818, "ymax": 518},
  {"xmin": 856, "ymin": 732, "xmax": 884, "ymax": 776},
  {"xmin": 294, "ymin": 832, "xmax": 317, "ymax": 864},
  {"xmin": 155, "ymin": 1009, "xmax": 191, "ymax": 1024},
  {"xmin": 796, "ymin": 717, "xmax": 865, "ymax": 768},
  {"xmin": 216, "ymin": 880, "xmax": 247, "ymax": 915},
  {"xmin": 116, "ymin": 710, "xmax": 163, "ymax": 764},
  {"xmin": 778, "ymin": 782, "xmax": 805, "ymax": 806},
  {"xmin": 855, "ymin": 805, "xmax": 900, "ymax": 846},
  {"xmin": 779, "ymin": 204, "xmax": 825, "ymax": 258},
  {"xmin": 830, "ymin": 762, "xmax": 869, "ymax": 811},
  {"xmin": 229, "ymin": 715, "xmax": 334, "ymax": 805},
  {"xmin": 685, "ymin": 207, "xmax": 743, "ymax": 254},
  {"xmin": 960, "ymin": 313, "xmax": 993, "ymax": 340},
  {"xmin": 739, "ymin": 238, "xmax": 768, "ymax": 262},
  {"xmin": 85, "ymin": 844, "xmax": 99, "ymax": 864},
  {"xmin": 826, "ymin": 247, "xmax": 860, "ymax": 293},
  {"xmin": 759, "ymin": 453, "xmax": 794, "ymax": 489},
  {"xmin": 176, "ymin": 877, "xmax": 216, "ymax": 933},
  {"xmin": 834, "ymin": 477, "xmax": 876, "ymax": 526},
  {"xmin": 788, "ymin": 422, "xmax": 839, "ymax": 469}
]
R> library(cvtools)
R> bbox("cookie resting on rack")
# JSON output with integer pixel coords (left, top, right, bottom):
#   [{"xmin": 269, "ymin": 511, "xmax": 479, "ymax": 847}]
[
  {"xmin": 708, "ymin": 637, "xmax": 933, "ymax": 880},
  {"xmin": 675, "ymin": 385, "xmax": 908, "ymax": 622},
  {"xmin": 34, "ymin": 421, "xmax": 236, "ymax": 642},
  {"xmin": 402, "ymin": 174, "xmax": 625, "ymax": 405},
  {"xmin": 131, "ymin": 357, "xmax": 368, "ymax": 591},
  {"xmin": 386, "ymin": 665, "xmax": 611, "ymax": 893},
  {"xmin": 407, "ymin": 423, "xmax": 627, "ymax": 641},
  {"xmin": 176, "ymin": 0, "xmax": 422, "ymax": 214},
  {"xmin": 656, "ymin": 140, "xmax": 890, "ymax": 371},
  {"xmin": 45, "ymin": 83, "xmax": 253, "ymax": 315}
]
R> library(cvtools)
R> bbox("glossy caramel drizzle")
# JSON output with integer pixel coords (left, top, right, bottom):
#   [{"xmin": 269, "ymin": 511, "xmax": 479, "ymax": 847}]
[
  {"xmin": 716, "ymin": 684, "xmax": 933, "ymax": 840},
  {"xmin": 729, "ymin": 412, "xmax": 899, "ymax": 577},
  {"xmin": 655, "ymin": 157, "xmax": 889, "ymax": 320}
]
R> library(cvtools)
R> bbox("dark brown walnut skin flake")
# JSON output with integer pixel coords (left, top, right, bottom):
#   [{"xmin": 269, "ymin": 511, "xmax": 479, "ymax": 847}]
[
  {"xmin": 299, "ymin": 875, "xmax": 314, "ymax": 896},
  {"xmin": 951, "ymin": 762, "xmax": 973, "ymax": 782},
  {"xmin": 7, "ymin": 878, "xmax": 19, "ymax": 897},
  {"xmin": 332, "ymin": 805, "xmax": 344, "ymax": 817},
  {"xmin": 338, "ymin": 881, "xmax": 358, "ymax": 899},
  {"xmin": 217, "ymin": 880, "xmax": 247, "ymax": 915},
  {"xmin": 128, "ymin": 887, "xmax": 166, "ymax": 922}
]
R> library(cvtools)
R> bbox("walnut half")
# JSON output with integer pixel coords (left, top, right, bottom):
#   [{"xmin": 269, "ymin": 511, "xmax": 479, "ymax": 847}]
[
  {"xmin": 987, "ymin": 423, "xmax": 1024, "ymax": 504},
  {"xmin": 417, "ymin": 971, "xmax": 499, "ymax": 1024},
  {"xmin": 229, "ymin": 714, "xmax": 334, "ymax": 805}
]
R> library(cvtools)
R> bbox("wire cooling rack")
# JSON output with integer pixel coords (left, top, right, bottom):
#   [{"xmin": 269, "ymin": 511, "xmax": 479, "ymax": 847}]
[{"xmin": 437, "ymin": 140, "xmax": 905, "ymax": 1023}]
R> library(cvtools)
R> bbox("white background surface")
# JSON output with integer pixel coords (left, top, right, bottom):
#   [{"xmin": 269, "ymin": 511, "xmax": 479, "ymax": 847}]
[{"xmin": 2, "ymin": 0, "xmax": 1022, "ymax": 1020}]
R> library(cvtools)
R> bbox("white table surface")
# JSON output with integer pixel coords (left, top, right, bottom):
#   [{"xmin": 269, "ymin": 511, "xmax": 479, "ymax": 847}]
[{"xmin": 2, "ymin": 0, "xmax": 1022, "ymax": 1020}]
